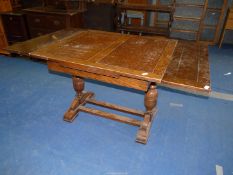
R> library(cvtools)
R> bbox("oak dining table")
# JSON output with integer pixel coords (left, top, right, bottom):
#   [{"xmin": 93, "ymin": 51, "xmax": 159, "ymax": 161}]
[{"xmin": 6, "ymin": 29, "xmax": 211, "ymax": 144}]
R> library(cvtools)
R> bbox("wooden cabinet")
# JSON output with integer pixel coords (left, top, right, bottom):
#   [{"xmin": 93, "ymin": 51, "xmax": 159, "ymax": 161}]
[
  {"xmin": 27, "ymin": 13, "xmax": 67, "ymax": 30},
  {"xmin": 1, "ymin": 0, "xmax": 41, "ymax": 45},
  {"xmin": 24, "ymin": 7, "xmax": 84, "ymax": 38},
  {"xmin": 1, "ymin": 12, "xmax": 29, "ymax": 44},
  {"xmin": 83, "ymin": 2, "xmax": 116, "ymax": 32}
]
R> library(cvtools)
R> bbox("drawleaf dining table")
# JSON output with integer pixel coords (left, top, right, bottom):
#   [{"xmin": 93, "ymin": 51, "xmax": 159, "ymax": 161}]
[{"xmin": 6, "ymin": 29, "xmax": 211, "ymax": 144}]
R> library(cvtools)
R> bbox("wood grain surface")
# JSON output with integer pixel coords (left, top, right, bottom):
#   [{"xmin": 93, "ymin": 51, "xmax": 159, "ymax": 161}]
[
  {"xmin": 6, "ymin": 29, "xmax": 211, "ymax": 95},
  {"xmin": 6, "ymin": 29, "xmax": 82, "ymax": 56},
  {"xmin": 31, "ymin": 30, "xmax": 177, "ymax": 83},
  {"xmin": 162, "ymin": 41, "xmax": 211, "ymax": 95}
]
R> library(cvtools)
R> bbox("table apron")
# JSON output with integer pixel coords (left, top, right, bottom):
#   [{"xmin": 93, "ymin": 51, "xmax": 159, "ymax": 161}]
[{"xmin": 48, "ymin": 61, "xmax": 150, "ymax": 92}]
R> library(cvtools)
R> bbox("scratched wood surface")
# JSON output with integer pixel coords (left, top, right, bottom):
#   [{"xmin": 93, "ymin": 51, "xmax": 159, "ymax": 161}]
[
  {"xmin": 6, "ymin": 29, "xmax": 211, "ymax": 95},
  {"xmin": 31, "ymin": 30, "xmax": 177, "ymax": 83},
  {"xmin": 162, "ymin": 41, "xmax": 211, "ymax": 95},
  {"xmin": 6, "ymin": 29, "xmax": 82, "ymax": 56}
]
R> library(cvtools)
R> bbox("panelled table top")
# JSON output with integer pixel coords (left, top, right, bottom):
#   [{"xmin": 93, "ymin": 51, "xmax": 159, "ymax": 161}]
[
  {"xmin": 31, "ymin": 30, "xmax": 177, "ymax": 83},
  {"xmin": 6, "ymin": 29, "xmax": 211, "ymax": 96}
]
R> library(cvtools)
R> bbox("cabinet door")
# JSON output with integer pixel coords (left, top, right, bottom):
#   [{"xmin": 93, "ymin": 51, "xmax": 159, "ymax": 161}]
[
  {"xmin": 83, "ymin": 3, "xmax": 115, "ymax": 31},
  {"xmin": 2, "ymin": 14, "xmax": 29, "ymax": 43}
]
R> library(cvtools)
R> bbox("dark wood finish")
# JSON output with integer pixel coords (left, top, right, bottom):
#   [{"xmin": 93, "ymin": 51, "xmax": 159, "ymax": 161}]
[
  {"xmin": 118, "ymin": 3, "xmax": 174, "ymax": 12},
  {"xmin": 43, "ymin": 0, "xmax": 87, "ymax": 11},
  {"xmin": 0, "ymin": 0, "xmax": 49, "ymax": 49},
  {"xmin": 219, "ymin": 6, "xmax": 233, "ymax": 48},
  {"xmin": 83, "ymin": 2, "xmax": 116, "ymax": 32},
  {"xmin": 128, "ymin": 0, "xmax": 147, "ymax": 3},
  {"xmin": 10, "ymin": 0, "xmax": 22, "ymax": 10},
  {"xmin": 1, "ymin": 12, "xmax": 29, "ymax": 44},
  {"xmin": 21, "ymin": 0, "xmax": 42, "ymax": 8},
  {"xmin": 5, "ymin": 30, "xmax": 211, "ymax": 144},
  {"xmin": 0, "ymin": 0, "xmax": 42, "ymax": 47},
  {"xmin": 162, "ymin": 41, "xmax": 211, "ymax": 96},
  {"xmin": 24, "ymin": 7, "xmax": 84, "ymax": 38}
]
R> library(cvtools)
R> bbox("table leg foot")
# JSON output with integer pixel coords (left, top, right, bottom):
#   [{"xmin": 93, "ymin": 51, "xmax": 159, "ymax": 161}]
[
  {"xmin": 64, "ymin": 76, "xmax": 94, "ymax": 122},
  {"xmin": 64, "ymin": 96, "xmax": 80, "ymax": 122},
  {"xmin": 64, "ymin": 92, "xmax": 94, "ymax": 122},
  {"xmin": 136, "ymin": 113, "xmax": 151, "ymax": 144},
  {"xmin": 136, "ymin": 83, "xmax": 158, "ymax": 144}
]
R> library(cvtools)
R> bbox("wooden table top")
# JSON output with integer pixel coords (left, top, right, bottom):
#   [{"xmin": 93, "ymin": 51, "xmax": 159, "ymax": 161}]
[
  {"xmin": 31, "ymin": 30, "xmax": 177, "ymax": 83},
  {"xmin": 162, "ymin": 41, "xmax": 210, "ymax": 95},
  {"xmin": 6, "ymin": 29, "xmax": 211, "ymax": 96},
  {"xmin": 6, "ymin": 29, "xmax": 80, "ymax": 56}
]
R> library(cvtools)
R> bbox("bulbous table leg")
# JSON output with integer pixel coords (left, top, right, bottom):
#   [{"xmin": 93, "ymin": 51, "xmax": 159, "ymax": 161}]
[
  {"xmin": 64, "ymin": 76, "xmax": 94, "ymax": 122},
  {"xmin": 136, "ymin": 83, "xmax": 158, "ymax": 144}
]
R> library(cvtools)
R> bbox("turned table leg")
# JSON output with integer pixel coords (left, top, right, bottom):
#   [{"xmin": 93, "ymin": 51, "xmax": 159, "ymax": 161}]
[
  {"xmin": 64, "ymin": 76, "xmax": 94, "ymax": 122},
  {"xmin": 136, "ymin": 83, "xmax": 158, "ymax": 144}
]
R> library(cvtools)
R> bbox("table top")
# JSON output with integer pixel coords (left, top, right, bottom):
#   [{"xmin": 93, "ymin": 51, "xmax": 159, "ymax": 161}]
[
  {"xmin": 6, "ymin": 29, "xmax": 79, "ymax": 56},
  {"xmin": 6, "ymin": 29, "xmax": 211, "ymax": 96},
  {"xmin": 31, "ymin": 30, "xmax": 177, "ymax": 83},
  {"xmin": 162, "ymin": 41, "xmax": 210, "ymax": 94}
]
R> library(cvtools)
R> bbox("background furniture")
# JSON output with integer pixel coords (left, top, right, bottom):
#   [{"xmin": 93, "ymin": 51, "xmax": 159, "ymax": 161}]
[
  {"xmin": 23, "ymin": 0, "xmax": 86, "ymax": 38},
  {"xmin": 0, "ymin": 0, "xmax": 42, "ymax": 47},
  {"xmin": 24, "ymin": 7, "xmax": 84, "ymax": 38},
  {"xmin": 0, "ymin": 0, "xmax": 13, "ymax": 54},
  {"xmin": 170, "ymin": 0, "xmax": 228, "ymax": 44},
  {"xmin": 219, "ymin": 5, "xmax": 233, "ymax": 47},
  {"xmin": 21, "ymin": 0, "xmax": 42, "ymax": 8},
  {"xmin": 23, "ymin": 0, "xmax": 85, "ymax": 38},
  {"xmin": 116, "ymin": 0, "xmax": 175, "ymax": 36},
  {"xmin": 83, "ymin": 1, "xmax": 116, "ymax": 32},
  {"xmin": 1, "ymin": 12, "xmax": 29, "ymax": 44}
]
